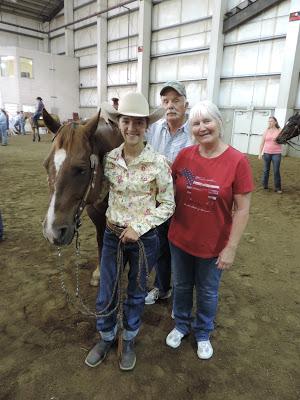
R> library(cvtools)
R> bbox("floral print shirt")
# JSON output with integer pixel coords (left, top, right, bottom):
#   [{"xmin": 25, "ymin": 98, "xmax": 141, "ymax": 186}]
[{"xmin": 99, "ymin": 143, "xmax": 175, "ymax": 237}]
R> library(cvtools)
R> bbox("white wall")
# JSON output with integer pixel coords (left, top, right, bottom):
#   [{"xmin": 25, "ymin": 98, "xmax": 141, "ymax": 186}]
[{"xmin": 0, "ymin": 46, "xmax": 79, "ymax": 121}]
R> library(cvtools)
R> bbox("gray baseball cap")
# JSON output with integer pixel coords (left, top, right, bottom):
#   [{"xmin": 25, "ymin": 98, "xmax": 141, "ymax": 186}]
[{"xmin": 160, "ymin": 80, "xmax": 186, "ymax": 97}]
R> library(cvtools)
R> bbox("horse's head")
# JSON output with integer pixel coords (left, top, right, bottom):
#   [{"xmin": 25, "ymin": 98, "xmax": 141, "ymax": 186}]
[
  {"xmin": 276, "ymin": 113, "xmax": 300, "ymax": 144},
  {"xmin": 42, "ymin": 108, "xmax": 105, "ymax": 245}
]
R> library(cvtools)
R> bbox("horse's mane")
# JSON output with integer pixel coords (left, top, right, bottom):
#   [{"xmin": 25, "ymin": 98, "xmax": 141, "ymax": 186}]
[{"xmin": 54, "ymin": 123, "xmax": 83, "ymax": 151}]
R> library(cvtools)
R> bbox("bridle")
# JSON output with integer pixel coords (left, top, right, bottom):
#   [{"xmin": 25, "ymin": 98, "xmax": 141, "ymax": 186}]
[
  {"xmin": 283, "ymin": 123, "xmax": 300, "ymax": 151},
  {"xmin": 51, "ymin": 123, "xmax": 100, "ymax": 232},
  {"xmin": 74, "ymin": 153, "xmax": 99, "ymax": 230}
]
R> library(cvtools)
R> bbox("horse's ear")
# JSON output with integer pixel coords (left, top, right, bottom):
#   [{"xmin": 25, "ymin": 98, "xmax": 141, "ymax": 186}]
[
  {"xmin": 43, "ymin": 108, "xmax": 61, "ymax": 134},
  {"xmin": 84, "ymin": 109, "xmax": 100, "ymax": 137}
]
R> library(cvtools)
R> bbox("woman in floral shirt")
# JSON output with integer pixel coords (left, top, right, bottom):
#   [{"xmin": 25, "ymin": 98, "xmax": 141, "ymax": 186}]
[{"xmin": 85, "ymin": 92, "xmax": 175, "ymax": 371}]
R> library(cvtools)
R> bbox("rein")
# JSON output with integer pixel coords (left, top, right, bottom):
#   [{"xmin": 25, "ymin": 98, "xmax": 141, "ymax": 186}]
[{"xmin": 57, "ymin": 224, "xmax": 150, "ymax": 359}]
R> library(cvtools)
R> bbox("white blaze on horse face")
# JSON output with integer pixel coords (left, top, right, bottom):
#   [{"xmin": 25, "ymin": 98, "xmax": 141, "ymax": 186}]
[
  {"xmin": 54, "ymin": 148, "xmax": 67, "ymax": 174},
  {"xmin": 44, "ymin": 194, "xmax": 56, "ymax": 243},
  {"xmin": 44, "ymin": 148, "xmax": 67, "ymax": 242}
]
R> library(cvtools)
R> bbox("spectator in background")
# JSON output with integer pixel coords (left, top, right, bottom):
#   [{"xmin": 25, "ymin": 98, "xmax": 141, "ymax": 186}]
[
  {"xmin": 32, "ymin": 97, "xmax": 44, "ymax": 128},
  {"xmin": 111, "ymin": 97, "xmax": 119, "ymax": 110},
  {"xmin": 0, "ymin": 108, "xmax": 9, "ymax": 146},
  {"xmin": 14, "ymin": 111, "xmax": 26, "ymax": 135},
  {"xmin": 258, "ymin": 116, "xmax": 282, "ymax": 193}
]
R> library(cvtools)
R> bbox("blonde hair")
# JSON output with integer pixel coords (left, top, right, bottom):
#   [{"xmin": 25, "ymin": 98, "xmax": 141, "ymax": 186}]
[{"xmin": 189, "ymin": 100, "xmax": 224, "ymax": 138}]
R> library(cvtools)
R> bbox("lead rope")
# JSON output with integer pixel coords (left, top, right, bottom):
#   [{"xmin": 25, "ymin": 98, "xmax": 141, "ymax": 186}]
[{"xmin": 57, "ymin": 225, "xmax": 150, "ymax": 361}]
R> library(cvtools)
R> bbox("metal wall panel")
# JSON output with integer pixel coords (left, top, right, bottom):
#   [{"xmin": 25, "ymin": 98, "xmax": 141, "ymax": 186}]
[
  {"xmin": 74, "ymin": 25, "xmax": 97, "ymax": 49},
  {"xmin": 107, "ymin": 85, "xmax": 136, "ymax": 102},
  {"xmin": 75, "ymin": 47, "xmax": 96, "ymax": 57},
  {"xmin": 74, "ymin": 0, "xmax": 94, "ymax": 8},
  {"xmin": 78, "ymin": 53, "xmax": 97, "ymax": 68},
  {"xmin": 0, "ymin": 13, "xmax": 45, "ymax": 51},
  {"xmin": 0, "ymin": 31, "xmax": 43, "ymax": 50},
  {"xmin": 225, "ymin": 0, "xmax": 290, "ymax": 43},
  {"xmin": 152, "ymin": 0, "xmax": 212, "ymax": 29},
  {"xmin": 80, "ymin": 88, "xmax": 97, "ymax": 107},
  {"xmin": 80, "ymin": 68, "xmax": 97, "ymax": 86},
  {"xmin": 295, "ymin": 81, "xmax": 300, "ymax": 109},
  {"xmin": 150, "ymin": 53, "xmax": 208, "ymax": 83},
  {"xmin": 151, "ymin": 20, "xmax": 211, "ymax": 56},
  {"xmin": 49, "ymin": 14, "xmax": 65, "ymax": 30},
  {"xmin": 50, "ymin": 36, "xmax": 65, "ymax": 54},
  {"xmin": 107, "ymin": 62, "xmax": 137, "ymax": 86},
  {"xmin": 79, "ymin": 107, "xmax": 97, "ymax": 119},
  {"xmin": 74, "ymin": 2, "xmax": 97, "ymax": 21},
  {"xmin": 107, "ymin": 10, "xmax": 138, "ymax": 41},
  {"xmin": 108, "ymin": 36, "xmax": 138, "ymax": 63},
  {"xmin": 107, "ymin": 0, "xmax": 138, "ymax": 18},
  {"xmin": 219, "ymin": 77, "xmax": 280, "ymax": 108},
  {"xmin": 222, "ymin": 38, "xmax": 285, "ymax": 76}
]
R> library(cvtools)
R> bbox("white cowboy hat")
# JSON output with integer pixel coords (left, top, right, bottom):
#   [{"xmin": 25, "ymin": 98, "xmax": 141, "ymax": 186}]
[{"xmin": 101, "ymin": 92, "xmax": 164, "ymax": 125}]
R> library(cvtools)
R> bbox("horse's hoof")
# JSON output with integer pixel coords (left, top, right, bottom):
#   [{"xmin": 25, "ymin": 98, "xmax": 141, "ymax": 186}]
[{"xmin": 89, "ymin": 277, "xmax": 99, "ymax": 287}]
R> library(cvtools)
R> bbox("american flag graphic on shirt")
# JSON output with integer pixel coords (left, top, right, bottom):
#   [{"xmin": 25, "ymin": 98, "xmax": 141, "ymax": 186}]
[{"xmin": 181, "ymin": 168, "xmax": 220, "ymax": 212}]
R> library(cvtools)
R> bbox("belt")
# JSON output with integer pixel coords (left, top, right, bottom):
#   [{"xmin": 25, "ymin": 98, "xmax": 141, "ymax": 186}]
[{"xmin": 106, "ymin": 220, "xmax": 126, "ymax": 236}]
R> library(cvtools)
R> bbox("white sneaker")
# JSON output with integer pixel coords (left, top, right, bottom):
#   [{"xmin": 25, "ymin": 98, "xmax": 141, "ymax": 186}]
[
  {"xmin": 197, "ymin": 340, "xmax": 213, "ymax": 360},
  {"xmin": 166, "ymin": 328, "xmax": 184, "ymax": 349},
  {"xmin": 145, "ymin": 288, "xmax": 160, "ymax": 305}
]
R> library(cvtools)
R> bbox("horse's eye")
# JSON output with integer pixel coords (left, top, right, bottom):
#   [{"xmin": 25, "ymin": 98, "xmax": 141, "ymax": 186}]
[{"xmin": 73, "ymin": 167, "xmax": 87, "ymax": 175}]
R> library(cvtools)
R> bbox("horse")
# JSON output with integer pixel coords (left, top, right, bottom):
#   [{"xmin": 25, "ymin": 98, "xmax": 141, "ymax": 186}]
[
  {"xmin": 42, "ymin": 108, "xmax": 123, "ymax": 286},
  {"xmin": 276, "ymin": 112, "xmax": 300, "ymax": 148},
  {"xmin": 24, "ymin": 111, "xmax": 60, "ymax": 142}
]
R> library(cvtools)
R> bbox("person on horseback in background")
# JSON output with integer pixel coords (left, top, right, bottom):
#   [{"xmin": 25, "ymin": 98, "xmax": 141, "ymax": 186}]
[
  {"xmin": 85, "ymin": 92, "xmax": 175, "ymax": 371},
  {"xmin": 32, "ymin": 97, "xmax": 44, "ymax": 129},
  {"xmin": 32, "ymin": 97, "xmax": 44, "ymax": 142}
]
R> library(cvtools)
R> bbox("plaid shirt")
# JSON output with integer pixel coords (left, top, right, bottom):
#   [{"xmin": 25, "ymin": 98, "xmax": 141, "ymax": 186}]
[{"xmin": 145, "ymin": 118, "xmax": 192, "ymax": 163}]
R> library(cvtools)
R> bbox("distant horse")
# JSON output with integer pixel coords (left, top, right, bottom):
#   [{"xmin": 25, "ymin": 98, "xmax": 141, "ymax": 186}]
[
  {"xmin": 42, "ymin": 108, "xmax": 123, "ymax": 286},
  {"xmin": 24, "ymin": 112, "xmax": 60, "ymax": 142},
  {"xmin": 276, "ymin": 112, "xmax": 300, "ymax": 148}
]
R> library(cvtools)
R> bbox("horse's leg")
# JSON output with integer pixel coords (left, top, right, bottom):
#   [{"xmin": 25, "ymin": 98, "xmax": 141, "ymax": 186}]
[
  {"xmin": 37, "ymin": 126, "xmax": 41, "ymax": 142},
  {"xmin": 31, "ymin": 119, "xmax": 36, "ymax": 142},
  {"xmin": 86, "ymin": 203, "xmax": 107, "ymax": 286}
]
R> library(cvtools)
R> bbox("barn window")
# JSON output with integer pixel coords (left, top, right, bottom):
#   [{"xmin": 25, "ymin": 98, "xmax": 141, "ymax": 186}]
[
  {"xmin": 0, "ymin": 56, "xmax": 15, "ymax": 77},
  {"xmin": 20, "ymin": 57, "xmax": 33, "ymax": 78}
]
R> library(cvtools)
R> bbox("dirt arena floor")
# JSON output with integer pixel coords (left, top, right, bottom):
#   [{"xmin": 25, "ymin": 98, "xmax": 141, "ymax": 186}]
[{"xmin": 0, "ymin": 133, "xmax": 300, "ymax": 400}]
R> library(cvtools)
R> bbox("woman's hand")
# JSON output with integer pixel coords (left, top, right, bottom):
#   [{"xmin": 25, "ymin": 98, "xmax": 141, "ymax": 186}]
[
  {"xmin": 258, "ymin": 153, "xmax": 262, "ymax": 160},
  {"xmin": 216, "ymin": 245, "xmax": 237, "ymax": 270},
  {"xmin": 119, "ymin": 226, "xmax": 139, "ymax": 243}
]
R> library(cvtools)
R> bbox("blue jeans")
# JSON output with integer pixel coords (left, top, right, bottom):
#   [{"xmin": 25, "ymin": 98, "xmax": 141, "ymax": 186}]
[
  {"xmin": 262, "ymin": 153, "xmax": 281, "ymax": 190},
  {"xmin": 170, "ymin": 243, "xmax": 222, "ymax": 341},
  {"xmin": 153, "ymin": 219, "xmax": 172, "ymax": 294},
  {"xmin": 14, "ymin": 120, "xmax": 25, "ymax": 134},
  {"xmin": 0, "ymin": 123, "xmax": 8, "ymax": 145},
  {"xmin": 32, "ymin": 112, "xmax": 42, "ymax": 126},
  {"xmin": 96, "ymin": 227, "xmax": 159, "ymax": 341}
]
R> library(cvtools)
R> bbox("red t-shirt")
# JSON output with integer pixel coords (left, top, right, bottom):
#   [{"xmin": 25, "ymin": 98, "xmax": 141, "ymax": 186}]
[{"xmin": 168, "ymin": 145, "xmax": 255, "ymax": 258}]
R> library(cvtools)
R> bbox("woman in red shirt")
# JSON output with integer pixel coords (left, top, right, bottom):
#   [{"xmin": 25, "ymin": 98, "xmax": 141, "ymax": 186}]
[
  {"xmin": 166, "ymin": 100, "xmax": 254, "ymax": 359},
  {"xmin": 258, "ymin": 116, "xmax": 282, "ymax": 193}
]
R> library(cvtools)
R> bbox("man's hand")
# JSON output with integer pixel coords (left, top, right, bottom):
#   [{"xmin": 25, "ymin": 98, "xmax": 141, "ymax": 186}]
[{"xmin": 119, "ymin": 226, "xmax": 139, "ymax": 243}]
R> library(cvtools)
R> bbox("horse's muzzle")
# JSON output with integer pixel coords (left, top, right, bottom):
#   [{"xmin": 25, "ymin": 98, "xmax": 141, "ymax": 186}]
[{"xmin": 43, "ymin": 220, "xmax": 75, "ymax": 246}]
